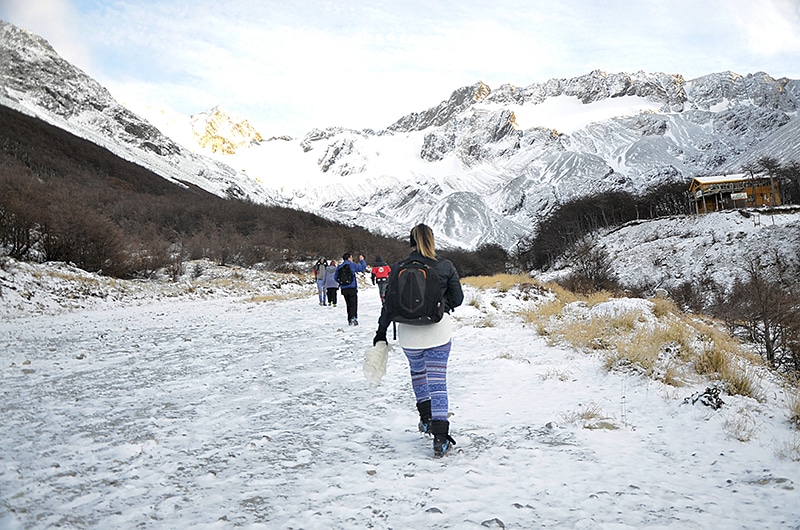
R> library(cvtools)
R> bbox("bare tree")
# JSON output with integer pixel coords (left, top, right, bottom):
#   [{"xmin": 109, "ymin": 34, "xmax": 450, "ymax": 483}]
[
  {"xmin": 560, "ymin": 237, "xmax": 620, "ymax": 294},
  {"xmin": 724, "ymin": 252, "xmax": 799, "ymax": 366}
]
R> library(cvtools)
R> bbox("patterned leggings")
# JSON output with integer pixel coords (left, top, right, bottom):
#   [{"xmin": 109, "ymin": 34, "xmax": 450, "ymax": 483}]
[{"xmin": 403, "ymin": 341, "xmax": 451, "ymax": 421}]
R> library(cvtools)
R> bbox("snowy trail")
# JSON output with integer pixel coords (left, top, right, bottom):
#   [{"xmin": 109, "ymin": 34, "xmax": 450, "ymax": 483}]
[{"xmin": 2, "ymin": 283, "xmax": 800, "ymax": 529}]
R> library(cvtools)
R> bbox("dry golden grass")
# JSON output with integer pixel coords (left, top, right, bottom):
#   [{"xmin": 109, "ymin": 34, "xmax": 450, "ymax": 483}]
[
  {"xmin": 462, "ymin": 274, "xmax": 536, "ymax": 291},
  {"xmin": 606, "ymin": 330, "xmax": 658, "ymax": 373},
  {"xmin": 560, "ymin": 315, "xmax": 615, "ymax": 351},
  {"xmin": 540, "ymin": 367, "xmax": 573, "ymax": 382},
  {"xmin": 693, "ymin": 324, "xmax": 741, "ymax": 366},
  {"xmin": 533, "ymin": 321, "xmax": 549, "ymax": 337},
  {"xmin": 244, "ymin": 292, "xmax": 306, "ymax": 303},
  {"xmin": 38, "ymin": 269, "xmax": 106, "ymax": 287},
  {"xmin": 661, "ymin": 364, "xmax": 685, "ymax": 387},
  {"xmin": 465, "ymin": 293, "xmax": 481, "ymax": 309},
  {"xmin": 652, "ymin": 320, "xmax": 694, "ymax": 361},
  {"xmin": 603, "ymin": 320, "xmax": 698, "ymax": 386},
  {"xmin": 524, "ymin": 299, "xmax": 564, "ymax": 324},
  {"xmin": 464, "ymin": 273, "xmax": 763, "ymax": 398},
  {"xmin": 722, "ymin": 366, "xmax": 759, "ymax": 399},
  {"xmin": 723, "ymin": 407, "xmax": 759, "ymax": 442},
  {"xmin": 542, "ymin": 281, "xmax": 580, "ymax": 305},
  {"xmin": 685, "ymin": 322, "xmax": 760, "ymax": 398},
  {"xmin": 474, "ymin": 315, "xmax": 497, "ymax": 328},
  {"xmin": 496, "ymin": 352, "xmax": 531, "ymax": 363},
  {"xmin": 555, "ymin": 291, "xmax": 755, "ymax": 394},
  {"xmin": 695, "ymin": 342, "xmax": 730, "ymax": 376},
  {"xmin": 607, "ymin": 310, "xmax": 641, "ymax": 332},
  {"xmin": 583, "ymin": 290, "xmax": 617, "ymax": 307},
  {"xmin": 204, "ymin": 278, "xmax": 247, "ymax": 289},
  {"xmin": 650, "ymin": 296, "xmax": 679, "ymax": 319},
  {"xmin": 561, "ymin": 402, "xmax": 619, "ymax": 430}
]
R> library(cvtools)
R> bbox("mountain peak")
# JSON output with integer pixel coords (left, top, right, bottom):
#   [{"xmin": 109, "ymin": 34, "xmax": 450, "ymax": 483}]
[
  {"xmin": 191, "ymin": 106, "xmax": 264, "ymax": 155},
  {"xmin": 474, "ymin": 81, "xmax": 491, "ymax": 101},
  {"xmin": 387, "ymin": 81, "xmax": 493, "ymax": 132}
]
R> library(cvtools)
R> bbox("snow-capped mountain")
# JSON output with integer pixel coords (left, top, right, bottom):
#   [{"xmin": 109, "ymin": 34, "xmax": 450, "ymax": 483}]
[
  {"xmin": 3, "ymin": 20, "xmax": 799, "ymax": 250},
  {"xmin": 0, "ymin": 21, "xmax": 274, "ymax": 204},
  {"xmin": 155, "ymin": 73, "xmax": 800, "ymax": 250}
]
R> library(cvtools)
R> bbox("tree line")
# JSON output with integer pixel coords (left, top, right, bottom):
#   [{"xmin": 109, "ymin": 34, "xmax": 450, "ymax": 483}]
[{"xmin": 513, "ymin": 182, "xmax": 695, "ymax": 271}]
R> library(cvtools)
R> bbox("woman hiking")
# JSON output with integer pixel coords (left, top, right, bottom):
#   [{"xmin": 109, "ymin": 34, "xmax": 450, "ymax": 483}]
[{"xmin": 372, "ymin": 223, "xmax": 464, "ymax": 457}]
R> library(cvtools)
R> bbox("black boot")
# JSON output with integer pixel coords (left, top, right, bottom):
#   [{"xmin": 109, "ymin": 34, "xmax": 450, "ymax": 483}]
[
  {"xmin": 430, "ymin": 420, "xmax": 456, "ymax": 457},
  {"xmin": 416, "ymin": 400, "xmax": 432, "ymax": 434}
]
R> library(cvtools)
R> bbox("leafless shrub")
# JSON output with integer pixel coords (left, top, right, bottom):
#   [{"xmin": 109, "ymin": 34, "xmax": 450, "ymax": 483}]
[
  {"xmin": 775, "ymin": 436, "xmax": 800, "ymax": 461},
  {"xmin": 560, "ymin": 238, "xmax": 621, "ymax": 295},
  {"xmin": 720, "ymin": 252, "xmax": 800, "ymax": 369}
]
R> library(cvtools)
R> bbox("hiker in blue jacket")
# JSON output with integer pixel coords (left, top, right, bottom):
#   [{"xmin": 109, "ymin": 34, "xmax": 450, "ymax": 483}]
[
  {"xmin": 372, "ymin": 223, "xmax": 464, "ymax": 457},
  {"xmin": 335, "ymin": 253, "xmax": 367, "ymax": 326}
]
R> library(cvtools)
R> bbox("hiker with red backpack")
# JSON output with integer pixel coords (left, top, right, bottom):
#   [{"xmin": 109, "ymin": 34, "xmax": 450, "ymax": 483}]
[
  {"xmin": 372, "ymin": 223, "xmax": 464, "ymax": 457},
  {"xmin": 370, "ymin": 255, "xmax": 391, "ymax": 303}
]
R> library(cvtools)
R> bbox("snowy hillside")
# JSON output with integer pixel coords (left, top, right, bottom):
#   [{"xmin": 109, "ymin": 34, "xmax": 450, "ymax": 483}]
[
  {"xmin": 535, "ymin": 207, "xmax": 800, "ymax": 294},
  {"xmin": 2, "ymin": 257, "xmax": 799, "ymax": 528}
]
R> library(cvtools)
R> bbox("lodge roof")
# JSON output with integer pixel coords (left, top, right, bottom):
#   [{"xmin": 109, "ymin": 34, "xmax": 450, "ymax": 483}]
[
  {"xmin": 689, "ymin": 172, "xmax": 772, "ymax": 192},
  {"xmin": 692, "ymin": 173, "xmax": 750, "ymax": 185}
]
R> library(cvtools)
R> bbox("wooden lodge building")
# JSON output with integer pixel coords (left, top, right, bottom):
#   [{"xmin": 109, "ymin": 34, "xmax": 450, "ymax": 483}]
[{"xmin": 689, "ymin": 173, "xmax": 781, "ymax": 213}]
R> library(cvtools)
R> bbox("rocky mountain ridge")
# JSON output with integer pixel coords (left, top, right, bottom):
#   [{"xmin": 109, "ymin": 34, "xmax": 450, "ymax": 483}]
[{"xmin": 272, "ymin": 70, "xmax": 800, "ymax": 248}]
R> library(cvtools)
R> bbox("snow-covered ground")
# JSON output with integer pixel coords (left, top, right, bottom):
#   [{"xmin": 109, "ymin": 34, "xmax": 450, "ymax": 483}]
[{"xmin": 2, "ymin": 259, "xmax": 800, "ymax": 529}]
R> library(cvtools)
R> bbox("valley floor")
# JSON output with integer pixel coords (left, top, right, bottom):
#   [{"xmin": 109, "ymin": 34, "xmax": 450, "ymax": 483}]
[{"xmin": 2, "ymin": 266, "xmax": 800, "ymax": 529}]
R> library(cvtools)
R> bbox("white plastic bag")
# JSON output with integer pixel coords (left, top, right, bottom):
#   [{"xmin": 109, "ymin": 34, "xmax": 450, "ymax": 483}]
[{"xmin": 363, "ymin": 340, "xmax": 390, "ymax": 386}]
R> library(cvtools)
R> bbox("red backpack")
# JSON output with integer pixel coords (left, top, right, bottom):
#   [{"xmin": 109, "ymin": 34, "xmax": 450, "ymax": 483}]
[{"xmin": 373, "ymin": 265, "xmax": 391, "ymax": 281}]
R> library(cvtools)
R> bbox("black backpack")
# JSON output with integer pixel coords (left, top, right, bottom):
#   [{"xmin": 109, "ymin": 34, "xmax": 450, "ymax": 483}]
[
  {"xmin": 385, "ymin": 259, "xmax": 444, "ymax": 325},
  {"xmin": 337, "ymin": 263, "xmax": 354, "ymax": 287}
]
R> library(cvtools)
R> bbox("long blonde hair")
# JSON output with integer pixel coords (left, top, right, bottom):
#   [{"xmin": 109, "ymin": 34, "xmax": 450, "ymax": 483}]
[{"xmin": 410, "ymin": 223, "xmax": 436, "ymax": 259}]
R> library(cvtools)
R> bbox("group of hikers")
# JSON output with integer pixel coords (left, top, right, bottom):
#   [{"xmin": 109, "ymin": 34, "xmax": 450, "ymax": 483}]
[
  {"xmin": 312, "ymin": 253, "xmax": 393, "ymax": 326},
  {"xmin": 311, "ymin": 223, "xmax": 464, "ymax": 457}
]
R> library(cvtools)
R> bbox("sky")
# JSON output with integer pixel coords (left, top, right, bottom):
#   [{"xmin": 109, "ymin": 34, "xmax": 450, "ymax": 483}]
[{"xmin": 2, "ymin": 0, "xmax": 800, "ymax": 137}]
